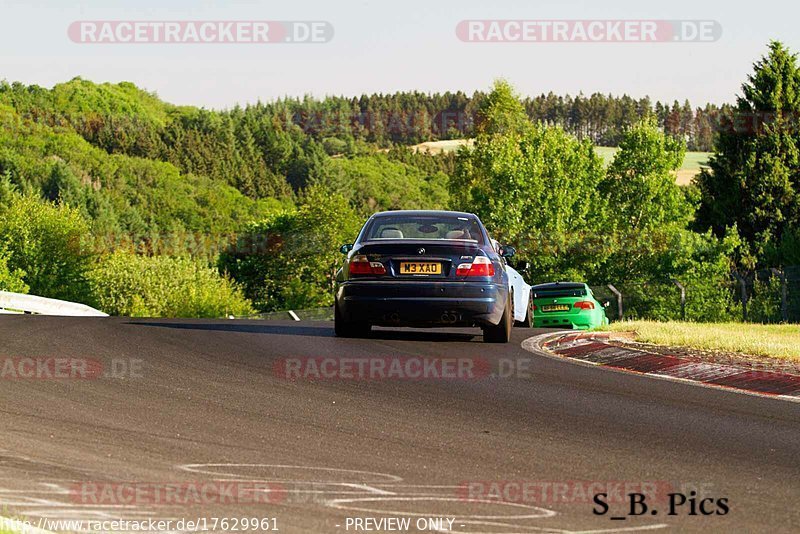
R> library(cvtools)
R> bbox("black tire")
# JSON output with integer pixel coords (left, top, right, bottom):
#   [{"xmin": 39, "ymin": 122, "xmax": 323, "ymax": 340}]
[
  {"xmin": 483, "ymin": 294, "xmax": 512, "ymax": 343},
  {"xmin": 516, "ymin": 292, "xmax": 533, "ymax": 328},
  {"xmin": 334, "ymin": 301, "xmax": 371, "ymax": 338}
]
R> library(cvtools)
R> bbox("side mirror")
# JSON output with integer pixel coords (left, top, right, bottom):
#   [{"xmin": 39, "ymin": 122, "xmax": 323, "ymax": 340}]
[
  {"xmin": 339, "ymin": 243, "xmax": 353, "ymax": 254},
  {"xmin": 501, "ymin": 245, "xmax": 516, "ymax": 258}
]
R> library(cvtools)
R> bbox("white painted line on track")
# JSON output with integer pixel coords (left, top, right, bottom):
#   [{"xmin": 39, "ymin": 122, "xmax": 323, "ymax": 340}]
[
  {"xmin": 338, "ymin": 483, "xmax": 396, "ymax": 495},
  {"xmin": 177, "ymin": 463, "xmax": 404, "ymax": 482},
  {"xmin": 570, "ymin": 526, "xmax": 669, "ymax": 533}
]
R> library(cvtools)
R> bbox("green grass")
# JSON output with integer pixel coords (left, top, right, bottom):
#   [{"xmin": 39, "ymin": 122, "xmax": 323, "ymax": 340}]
[
  {"xmin": 681, "ymin": 150, "xmax": 711, "ymax": 171},
  {"xmin": 410, "ymin": 139, "xmax": 473, "ymax": 154},
  {"xmin": 410, "ymin": 140, "xmax": 711, "ymax": 173},
  {"xmin": 594, "ymin": 146, "xmax": 710, "ymax": 170},
  {"xmin": 593, "ymin": 146, "xmax": 618, "ymax": 165},
  {"xmin": 0, "ymin": 510, "xmax": 22, "ymax": 533},
  {"xmin": 606, "ymin": 321, "xmax": 800, "ymax": 361}
]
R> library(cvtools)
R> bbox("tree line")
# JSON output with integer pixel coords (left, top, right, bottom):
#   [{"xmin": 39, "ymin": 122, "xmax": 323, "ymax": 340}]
[{"xmin": 248, "ymin": 91, "xmax": 727, "ymax": 151}]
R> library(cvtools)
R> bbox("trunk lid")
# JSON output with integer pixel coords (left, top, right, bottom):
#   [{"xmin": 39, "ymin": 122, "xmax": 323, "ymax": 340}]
[{"xmin": 355, "ymin": 240, "xmax": 485, "ymax": 280}]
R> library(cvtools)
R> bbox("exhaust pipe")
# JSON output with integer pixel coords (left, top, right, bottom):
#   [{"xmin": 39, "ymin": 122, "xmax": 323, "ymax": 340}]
[{"xmin": 440, "ymin": 312, "xmax": 459, "ymax": 324}]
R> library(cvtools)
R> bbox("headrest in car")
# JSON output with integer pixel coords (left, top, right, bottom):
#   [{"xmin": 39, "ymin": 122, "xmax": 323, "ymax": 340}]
[{"xmin": 380, "ymin": 228, "xmax": 404, "ymax": 239}]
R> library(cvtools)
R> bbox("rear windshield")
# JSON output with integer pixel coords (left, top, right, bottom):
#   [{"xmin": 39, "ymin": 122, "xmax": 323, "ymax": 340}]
[
  {"xmin": 533, "ymin": 288, "xmax": 587, "ymax": 298},
  {"xmin": 364, "ymin": 216, "xmax": 485, "ymax": 244}
]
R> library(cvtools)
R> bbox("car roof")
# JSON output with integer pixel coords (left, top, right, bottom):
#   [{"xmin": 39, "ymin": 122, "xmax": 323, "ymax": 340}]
[
  {"xmin": 370, "ymin": 210, "xmax": 478, "ymax": 219},
  {"xmin": 531, "ymin": 282, "xmax": 588, "ymax": 290}
]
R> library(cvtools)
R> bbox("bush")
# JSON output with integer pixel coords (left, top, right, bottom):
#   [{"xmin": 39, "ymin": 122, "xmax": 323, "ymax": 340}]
[
  {"xmin": 0, "ymin": 194, "xmax": 94, "ymax": 303},
  {"xmin": 89, "ymin": 252, "xmax": 254, "ymax": 317},
  {"xmin": 748, "ymin": 276, "xmax": 783, "ymax": 323},
  {"xmin": 220, "ymin": 186, "xmax": 363, "ymax": 311},
  {"xmin": 0, "ymin": 245, "xmax": 28, "ymax": 293}
]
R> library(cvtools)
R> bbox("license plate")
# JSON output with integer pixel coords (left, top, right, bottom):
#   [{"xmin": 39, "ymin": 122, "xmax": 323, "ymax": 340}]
[
  {"xmin": 542, "ymin": 304, "xmax": 570, "ymax": 312},
  {"xmin": 399, "ymin": 262, "xmax": 441, "ymax": 275}
]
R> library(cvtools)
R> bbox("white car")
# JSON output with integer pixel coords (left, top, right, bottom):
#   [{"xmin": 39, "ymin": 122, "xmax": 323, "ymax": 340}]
[{"xmin": 492, "ymin": 239, "xmax": 533, "ymax": 327}]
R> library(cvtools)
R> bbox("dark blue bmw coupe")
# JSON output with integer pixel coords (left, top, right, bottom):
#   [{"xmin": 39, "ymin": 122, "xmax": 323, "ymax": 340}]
[{"xmin": 334, "ymin": 210, "xmax": 516, "ymax": 343}]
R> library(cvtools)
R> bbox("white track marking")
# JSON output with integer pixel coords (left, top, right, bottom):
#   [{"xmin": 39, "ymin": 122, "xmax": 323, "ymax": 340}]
[
  {"xmin": 339, "ymin": 483, "xmax": 396, "ymax": 495},
  {"xmin": 0, "ymin": 460, "xmax": 668, "ymax": 534},
  {"xmin": 326, "ymin": 496, "xmax": 557, "ymax": 520},
  {"xmin": 443, "ymin": 521, "xmax": 668, "ymax": 534},
  {"xmin": 570, "ymin": 526, "xmax": 669, "ymax": 533},
  {"xmin": 177, "ymin": 463, "xmax": 403, "ymax": 483}
]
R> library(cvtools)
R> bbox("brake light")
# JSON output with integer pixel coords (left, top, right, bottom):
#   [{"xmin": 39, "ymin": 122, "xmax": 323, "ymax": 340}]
[
  {"xmin": 456, "ymin": 256, "xmax": 495, "ymax": 277},
  {"xmin": 349, "ymin": 255, "xmax": 386, "ymax": 275},
  {"xmin": 533, "ymin": 304, "xmax": 538, "ymax": 311},
  {"xmin": 573, "ymin": 301, "xmax": 595, "ymax": 310}
]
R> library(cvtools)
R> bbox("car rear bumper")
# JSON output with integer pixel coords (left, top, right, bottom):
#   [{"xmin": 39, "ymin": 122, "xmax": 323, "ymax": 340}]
[
  {"xmin": 337, "ymin": 280, "xmax": 508, "ymax": 327},
  {"xmin": 533, "ymin": 312, "xmax": 601, "ymax": 330}
]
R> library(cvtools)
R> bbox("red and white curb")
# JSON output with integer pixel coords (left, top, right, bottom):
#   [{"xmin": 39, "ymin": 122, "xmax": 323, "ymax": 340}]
[{"xmin": 523, "ymin": 332, "xmax": 800, "ymax": 402}]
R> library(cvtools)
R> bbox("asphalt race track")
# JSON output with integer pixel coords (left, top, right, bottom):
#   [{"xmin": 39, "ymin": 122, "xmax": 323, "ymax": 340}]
[{"xmin": 1, "ymin": 317, "xmax": 799, "ymax": 533}]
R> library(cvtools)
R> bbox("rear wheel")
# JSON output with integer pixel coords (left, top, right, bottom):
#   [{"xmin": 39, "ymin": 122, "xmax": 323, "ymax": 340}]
[
  {"xmin": 334, "ymin": 302, "xmax": 371, "ymax": 338},
  {"xmin": 516, "ymin": 292, "xmax": 533, "ymax": 328},
  {"xmin": 483, "ymin": 294, "xmax": 512, "ymax": 343}
]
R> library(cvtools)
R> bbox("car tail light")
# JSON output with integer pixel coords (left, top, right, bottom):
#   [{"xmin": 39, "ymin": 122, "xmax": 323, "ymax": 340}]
[
  {"xmin": 532, "ymin": 304, "xmax": 538, "ymax": 311},
  {"xmin": 573, "ymin": 301, "xmax": 595, "ymax": 310},
  {"xmin": 349, "ymin": 255, "xmax": 386, "ymax": 275},
  {"xmin": 456, "ymin": 256, "xmax": 495, "ymax": 277}
]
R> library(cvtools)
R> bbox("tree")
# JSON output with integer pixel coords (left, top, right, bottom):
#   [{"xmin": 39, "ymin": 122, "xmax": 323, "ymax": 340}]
[
  {"xmin": 474, "ymin": 80, "xmax": 531, "ymax": 137},
  {"xmin": 696, "ymin": 41, "xmax": 800, "ymax": 268},
  {"xmin": 594, "ymin": 121, "xmax": 739, "ymax": 320},
  {"xmin": 319, "ymin": 154, "xmax": 450, "ymax": 216},
  {"xmin": 0, "ymin": 194, "xmax": 94, "ymax": 303},
  {"xmin": 451, "ymin": 80, "xmax": 608, "ymax": 281},
  {"xmin": 600, "ymin": 119, "xmax": 689, "ymax": 233},
  {"xmin": 219, "ymin": 186, "xmax": 363, "ymax": 311}
]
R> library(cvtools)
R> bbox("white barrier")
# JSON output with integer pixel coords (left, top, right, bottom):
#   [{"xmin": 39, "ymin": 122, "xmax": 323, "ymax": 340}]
[{"xmin": 0, "ymin": 291, "xmax": 108, "ymax": 317}]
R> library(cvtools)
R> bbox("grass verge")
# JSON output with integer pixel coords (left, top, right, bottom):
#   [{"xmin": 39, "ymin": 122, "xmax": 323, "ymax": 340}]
[{"xmin": 605, "ymin": 321, "xmax": 800, "ymax": 362}]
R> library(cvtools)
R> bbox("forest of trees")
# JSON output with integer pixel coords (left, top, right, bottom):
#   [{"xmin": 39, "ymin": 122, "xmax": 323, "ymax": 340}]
[
  {"xmin": 1, "ymin": 40, "xmax": 798, "ymax": 319},
  {"xmin": 245, "ymin": 91, "xmax": 727, "ymax": 151}
]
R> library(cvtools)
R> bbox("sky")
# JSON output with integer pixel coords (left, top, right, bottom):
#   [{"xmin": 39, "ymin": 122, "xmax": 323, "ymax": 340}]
[{"xmin": 0, "ymin": 0, "xmax": 797, "ymax": 109}]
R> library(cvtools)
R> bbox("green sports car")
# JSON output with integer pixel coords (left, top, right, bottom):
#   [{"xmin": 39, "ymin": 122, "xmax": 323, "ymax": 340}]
[{"xmin": 531, "ymin": 282, "xmax": 609, "ymax": 330}]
